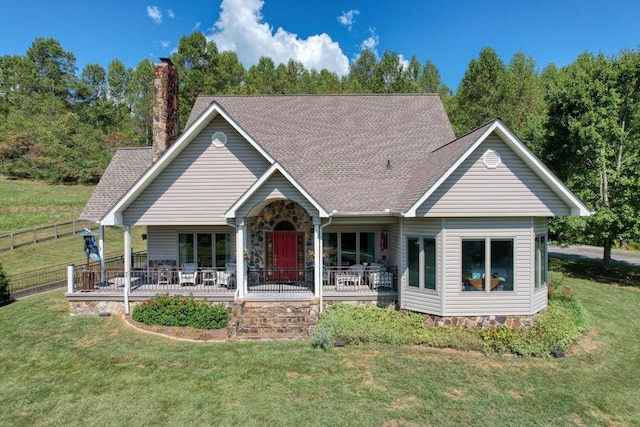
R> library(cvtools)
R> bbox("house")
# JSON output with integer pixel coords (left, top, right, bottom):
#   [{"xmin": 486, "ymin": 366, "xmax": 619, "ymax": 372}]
[{"xmin": 68, "ymin": 59, "xmax": 589, "ymax": 334}]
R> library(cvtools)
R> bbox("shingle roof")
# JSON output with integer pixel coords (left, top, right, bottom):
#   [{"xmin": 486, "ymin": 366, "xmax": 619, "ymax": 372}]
[
  {"xmin": 187, "ymin": 94, "xmax": 456, "ymax": 213},
  {"xmin": 82, "ymin": 94, "xmax": 463, "ymax": 221},
  {"xmin": 78, "ymin": 147, "xmax": 152, "ymax": 221}
]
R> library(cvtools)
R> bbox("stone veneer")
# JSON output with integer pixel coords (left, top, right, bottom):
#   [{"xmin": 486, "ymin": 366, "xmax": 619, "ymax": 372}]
[
  {"xmin": 246, "ymin": 200, "xmax": 313, "ymax": 268},
  {"xmin": 228, "ymin": 299, "xmax": 320, "ymax": 340},
  {"xmin": 419, "ymin": 312, "xmax": 540, "ymax": 329}
]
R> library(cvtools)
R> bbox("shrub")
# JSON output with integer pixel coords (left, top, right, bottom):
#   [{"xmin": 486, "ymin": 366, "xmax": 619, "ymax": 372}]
[
  {"xmin": 0, "ymin": 262, "xmax": 9, "ymax": 302},
  {"xmin": 481, "ymin": 294, "xmax": 590, "ymax": 356},
  {"xmin": 132, "ymin": 294, "xmax": 231, "ymax": 330},
  {"xmin": 314, "ymin": 294, "xmax": 589, "ymax": 357}
]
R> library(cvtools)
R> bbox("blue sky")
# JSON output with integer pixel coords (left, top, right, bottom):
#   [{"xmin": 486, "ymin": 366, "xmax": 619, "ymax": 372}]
[{"xmin": 1, "ymin": 0, "xmax": 639, "ymax": 90}]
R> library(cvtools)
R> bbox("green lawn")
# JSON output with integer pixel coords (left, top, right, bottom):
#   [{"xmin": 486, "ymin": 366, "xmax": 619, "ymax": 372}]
[
  {"xmin": 0, "ymin": 175, "xmax": 94, "ymax": 234},
  {"xmin": 2, "ymin": 266, "xmax": 640, "ymax": 426}
]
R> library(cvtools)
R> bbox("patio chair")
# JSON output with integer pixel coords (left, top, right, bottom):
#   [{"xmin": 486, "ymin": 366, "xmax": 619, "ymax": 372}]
[
  {"xmin": 370, "ymin": 270, "xmax": 393, "ymax": 289},
  {"xmin": 178, "ymin": 263, "xmax": 198, "ymax": 286},
  {"xmin": 335, "ymin": 264, "xmax": 364, "ymax": 287},
  {"xmin": 216, "ymin": 263, "xmax": 236, "ymax": 289}
]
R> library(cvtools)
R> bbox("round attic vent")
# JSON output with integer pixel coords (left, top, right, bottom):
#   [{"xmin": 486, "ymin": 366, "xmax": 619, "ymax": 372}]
[
  {"xmin": 211, "ymin": 131, "xmax": 227, "ymax": 148},
  {"xmin": 482, "ymin": 149, "xmax": 501, "ymax": 169}
]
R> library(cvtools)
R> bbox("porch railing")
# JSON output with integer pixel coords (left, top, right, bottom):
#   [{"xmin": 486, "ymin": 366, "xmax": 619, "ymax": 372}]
[
  {"xmin": 72, "ymin": 266, "xmax": 236, "ymax": 295},
  {"xmin": 71, "ymin": 264, "xmax": 397, "ymax": 295},
  {"xmin": 247, "ymin": 268, "xmax": 314, "ymax": 293}
]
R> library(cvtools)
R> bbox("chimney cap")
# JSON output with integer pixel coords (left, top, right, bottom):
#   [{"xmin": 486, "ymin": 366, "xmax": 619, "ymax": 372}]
[{"xmin": 159, "ymin": 57, "xmax": 173, "ymax": 66}]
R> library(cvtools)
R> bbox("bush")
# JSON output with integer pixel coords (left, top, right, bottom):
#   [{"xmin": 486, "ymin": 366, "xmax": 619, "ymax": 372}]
[
  {"xmin": 0, "ymin": 262, "xmax": 9, "ymax": 302},
  {"xmin": 481, "ymin": 294, "xmax": 590, "ymax": 357},
  {"xmin": 132, "ymin": 294, "xmax": 231, "ymax": 330},
  {"xmin": 314, "ymin": 294, "xmax": 589, "ymax": 357}
]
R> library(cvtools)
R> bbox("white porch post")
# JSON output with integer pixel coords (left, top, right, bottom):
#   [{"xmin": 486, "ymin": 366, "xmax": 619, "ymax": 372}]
[
  {"xmin": 313, "ymin": 218, "xmax": 321, "ymax": 298},
  {"xmin": 124, "ymin": 225, "xmax": 131, "ymax": 314},
  {"xmin": 67, "ymin": 264, "xmax": 75, "ymax": 293},
  {"xmin": 98, "ymin": 225, "xmax": 105, "ymax": 285},
  {"xmin": 236, "ymin": 218, "xmax": 246, "ymax": 298}
]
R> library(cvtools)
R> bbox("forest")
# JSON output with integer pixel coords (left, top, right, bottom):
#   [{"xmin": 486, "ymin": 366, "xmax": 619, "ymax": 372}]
[{"xmin": 0, "ymin": 31, "xmax": 639, "ymax": 266}]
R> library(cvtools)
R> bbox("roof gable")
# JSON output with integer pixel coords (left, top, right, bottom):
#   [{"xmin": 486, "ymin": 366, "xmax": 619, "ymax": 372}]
[
  {"xmin": 226, "ymin": 163, "xmax": 329, "ymax": 219},
  {"xmin": 405, "ymin": 120, "xmax": 591, "ymax": 217},
  {"xmin": 102, "ymin": 102, "xmax": 275, "ymax": 225}
]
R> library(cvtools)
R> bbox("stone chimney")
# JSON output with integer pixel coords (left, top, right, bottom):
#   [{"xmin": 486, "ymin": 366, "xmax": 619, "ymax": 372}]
[{"xmin": 152, "ymin": 58, "xmax": 179, "ymax": 162}]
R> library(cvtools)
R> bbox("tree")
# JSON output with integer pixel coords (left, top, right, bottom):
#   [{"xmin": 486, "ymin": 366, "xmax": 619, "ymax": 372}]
[
  {"xmin": 544, "ymin": 51, "xmax": 640, "ymax": 269},
  {"xmin": 346, "ymin": 49, "xmax": 377, "ymax": 93},
  {"xmin": 450, "ymin": 47, "xmax": 506, "ymax": 135},
  {"xmin": 420, "ymin": 59, "xmax": 452, "ymax": 99}
]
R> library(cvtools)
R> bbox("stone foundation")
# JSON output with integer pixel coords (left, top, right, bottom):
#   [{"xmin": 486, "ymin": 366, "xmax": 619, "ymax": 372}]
[
  {"xmin": 419, "ymin": 313, "xmax": 539, "ymax": 329},
  {"xmin": 70, "ymin": 300, "xmax": 127, "ymax": 316},
  {"xmin": 229, "ymin": 299, "xmax": 320, "ymax": 340}
]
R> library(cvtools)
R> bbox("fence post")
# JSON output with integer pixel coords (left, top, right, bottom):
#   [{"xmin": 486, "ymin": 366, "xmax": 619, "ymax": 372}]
[
  {"xmin": 10, "ymin": 233, "xmax": 14, "ymax": 250},
  {"xmin": 67, "ymin": 264, "xmax": 75, "ymax": 293}
]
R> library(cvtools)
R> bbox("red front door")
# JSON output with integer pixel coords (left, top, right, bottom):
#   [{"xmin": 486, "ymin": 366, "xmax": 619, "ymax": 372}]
[{"xmin": 266, "ymin": 232, "xmax": 302, "ymax": 281}]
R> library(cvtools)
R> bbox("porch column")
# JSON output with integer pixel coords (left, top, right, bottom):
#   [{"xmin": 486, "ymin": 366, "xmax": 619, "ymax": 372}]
[
  {"xmin": 98, "ymin": 225, "xmax": 105, "ymax": 285},
  {"xmin": 124, "ymin": 225, "xmax": 131, "ymax": 314},
  {"xmin": 313, "ymin": 218, "xmax": 321, "ymax": 298},
  {"xmin": 236, "ymin": 218, "xmax": 246, "ymax": 298}
]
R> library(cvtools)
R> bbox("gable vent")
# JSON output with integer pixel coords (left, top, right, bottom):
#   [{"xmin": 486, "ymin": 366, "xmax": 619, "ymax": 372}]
[
  {"xmin": 482, "ymin": 149, "xmax": 501, "ymax": 169},
  {"xmin": 212, "ymin": 131, "xmax": 227, "ymax": 148}
]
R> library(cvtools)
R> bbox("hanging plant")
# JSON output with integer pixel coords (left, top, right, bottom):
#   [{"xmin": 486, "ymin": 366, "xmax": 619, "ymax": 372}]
[{"xmin": 243, "ymin": 249, "xmax": 250, "ymax": 261}]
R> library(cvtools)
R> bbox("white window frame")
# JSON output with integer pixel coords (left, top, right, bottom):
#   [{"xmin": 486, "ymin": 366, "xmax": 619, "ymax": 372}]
[
  {"xmin": 461, "ymin": 237, "xmax": 515, "ymax": 292},
  {"xmin": 406, "ymin": 236, "xmax": 437, "ymax": 291}
]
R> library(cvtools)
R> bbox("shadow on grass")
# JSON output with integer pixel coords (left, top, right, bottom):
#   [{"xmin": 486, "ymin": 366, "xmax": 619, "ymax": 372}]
[
  {"xmin": 0, "ymin": 298, "xmax": 15, "ymax": 308},
  {"xmin": 550, "ymin": 258, "xmax": 640, "ymax": 288}
]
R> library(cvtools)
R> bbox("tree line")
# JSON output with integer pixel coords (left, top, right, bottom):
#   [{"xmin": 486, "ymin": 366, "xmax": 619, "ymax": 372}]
[{"xmin": 1, "ymin": 32, "xmax": 639, "ymax": 267}]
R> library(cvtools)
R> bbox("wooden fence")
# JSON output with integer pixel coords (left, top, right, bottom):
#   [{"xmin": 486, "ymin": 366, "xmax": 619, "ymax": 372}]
[
  {"xmin": 6, "ymin": 251, "xmax": 148, "ymax": 299},
  {"xmin": 0, "ymin": 220, "xmax": 97, "ymax": 252}
]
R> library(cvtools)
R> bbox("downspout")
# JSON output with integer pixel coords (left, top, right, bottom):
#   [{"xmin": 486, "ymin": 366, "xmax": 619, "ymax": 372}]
[
  {"xmin": 318, "ymin": 214, "xmax": 334, "ymax": 313},
  {"xmin": 226, "ymin": 219, "xmax": 240, "ymax": 299},
  {"xmin": 123, "ymin": 225, "xmax": 131, "ymax": 314},
  {"xmin": 98, "ymin": 225, "xmax": 105, "ymax": 286}
]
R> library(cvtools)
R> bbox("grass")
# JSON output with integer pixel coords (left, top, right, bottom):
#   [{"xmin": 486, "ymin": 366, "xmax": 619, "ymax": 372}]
[
  {"xmin": 1, "ymin": 261, "xmax": 640, "ymax": 426},
  {"xmin": 0, "ymin": 226, "xmax": 147, "ymax": 277},
  {"xmin": 0, "ymin": 175, "xmax": 94, "ymax": 234},
  {"xmin": 0, "ymin": 174, "xmax": 142, "ymax": 278}
]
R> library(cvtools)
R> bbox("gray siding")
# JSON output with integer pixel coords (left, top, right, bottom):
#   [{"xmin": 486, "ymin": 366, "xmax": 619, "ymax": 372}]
[
  {"xmin": 442, "ymin": 218, "xmax": 539, "ymax": 316},
  {"xmin": 416, "ymin": 135, "xmax": 571, "ymax": 217},
  {"xmin": 147, "ymin": 225, "xmax": 236, "ymax": 264},
  {"xmin": 399, "ymin": 218, "xmax": 443, "ymax": 315},
  {"xmin": 124, "ymin": 117, "xmax": 271, "ymax": 225},
  {"xmin": 236, "ymin": 171, "xmax": 319, "ymax": 219}
]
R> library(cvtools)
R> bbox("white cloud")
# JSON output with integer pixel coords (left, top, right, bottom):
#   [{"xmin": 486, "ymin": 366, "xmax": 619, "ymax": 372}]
[
  {"xmin": 195, "ymin": 21, "xmax": 201, "ymax": 30},
  {"xmin": 168, "ymin": 9, "xmax": 175, "ymax": 19},
  {"xmin": 147, "ymin": 6, "xmax": 162, "ymax": 23},
  {"xmin": 208, "ymin": 0, "xmax": 350, "ymax": 76},
  {"xmin": 161, "ymin": 40, "xmax": 170, "ymax": 49},
  {"xmin": 337, "ymin": 10, "xmax": 359, "ymax": 31},
  {"xmin": 360, "ymin": 28, "xmax": 379, "ymax": 56}
]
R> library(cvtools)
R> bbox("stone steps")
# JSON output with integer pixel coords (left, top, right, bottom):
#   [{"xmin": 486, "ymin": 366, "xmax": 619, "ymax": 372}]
[{"xmin": 229, "ymin": 299, "xmax": 319, "ymax": 340}]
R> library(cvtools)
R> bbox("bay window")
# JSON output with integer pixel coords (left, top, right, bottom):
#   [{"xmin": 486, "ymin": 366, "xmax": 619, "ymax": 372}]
[
  {"xmin": 462, "ymin": 238, "xmax": 514, "ymax": 292},
  {"xmin": 534, "ymin": 235, "xmax": 547, "ymax": 289},
  {"xmin": 407, "ymin": 237, "xmax": 436, "ymax": 290}
]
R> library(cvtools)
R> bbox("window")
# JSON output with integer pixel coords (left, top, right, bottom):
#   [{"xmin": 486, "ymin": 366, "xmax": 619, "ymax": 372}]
[
  {"xmin": 179, "ymin": 234, "xmax": 194, "ymax": 265},
  {"xmin": 408, "ymin": 238, "xmax": 420, "ymax": 288},
  {"xmin": 322, "ymin": 231, "xmax": 376, "ymax": 266},
  {"xmin": 534, "ymin": 235, "xmax": 547, "ymax": 289},
  {"xmin": 179, "ymin": 233, "xmax": 231, "ymax": 268},
  {"xmin": 462, "ymin": 238, "xmax": 514, "ymax": 292},
  {"xmin": 424, "ymin": 238, "xmax": 436, "ymax": 290},
  {"xmin": 407, "ymin": 237, "xmax": 436, "ymax": 290}
]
